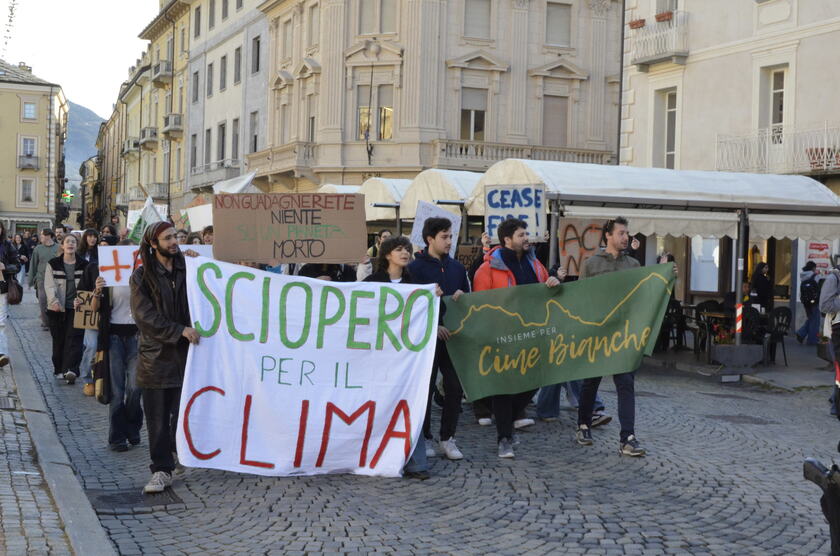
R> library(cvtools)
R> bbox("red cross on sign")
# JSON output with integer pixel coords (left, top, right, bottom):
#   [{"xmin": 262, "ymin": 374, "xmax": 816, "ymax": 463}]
[{"xmin": 100, "ymin": 248, "xmax": 132, "ymax": 283}]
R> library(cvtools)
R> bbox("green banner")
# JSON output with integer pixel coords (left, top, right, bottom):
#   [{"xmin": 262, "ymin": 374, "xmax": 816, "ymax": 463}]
[{"xmin": 442, "ymin": 264, "xmax": 675, "ymax": 401}]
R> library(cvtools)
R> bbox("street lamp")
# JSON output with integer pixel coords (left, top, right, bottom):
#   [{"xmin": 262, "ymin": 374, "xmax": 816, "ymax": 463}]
[{"xmin": 371, "ymin": 202, "xmax": 401, "ymax": 235}]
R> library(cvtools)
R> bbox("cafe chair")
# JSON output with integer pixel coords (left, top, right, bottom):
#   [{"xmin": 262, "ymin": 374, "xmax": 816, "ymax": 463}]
[
  {"xmin": 689, "ymin": 300, "xmax": 723, "ymax": 360},
  {"xmin": 764, "ymin": 306, "xmax": 792, "ymax": 366}
]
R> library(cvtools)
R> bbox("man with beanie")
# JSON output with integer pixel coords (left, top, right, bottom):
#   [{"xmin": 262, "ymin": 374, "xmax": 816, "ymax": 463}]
[{"xmin": 131, "ymin": 222, "xmax": 200, "ymax": 493}]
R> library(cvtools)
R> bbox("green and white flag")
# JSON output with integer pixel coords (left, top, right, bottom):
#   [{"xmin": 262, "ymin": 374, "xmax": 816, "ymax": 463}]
[{"xmin": 128, "ymin": 196, "xmax": 164, "ymax": 243}]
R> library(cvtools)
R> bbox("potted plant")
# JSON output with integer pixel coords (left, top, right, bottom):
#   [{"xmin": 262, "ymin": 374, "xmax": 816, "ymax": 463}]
[
  {"xmin": 655, "ymin": 11, "xmax": 674, "ymax": 22},
  {"xmin": 628, "ymin": 18, "xmax": 646, "ymax": 29}
]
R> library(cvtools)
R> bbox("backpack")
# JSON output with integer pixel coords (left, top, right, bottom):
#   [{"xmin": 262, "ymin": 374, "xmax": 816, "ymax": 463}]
[{"xmin": 800, "ymin": 277, "xmax": 820, "ymax": 305}]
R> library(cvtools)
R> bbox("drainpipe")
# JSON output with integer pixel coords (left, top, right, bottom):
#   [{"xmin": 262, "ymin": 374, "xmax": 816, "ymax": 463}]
[
  {"xmin": 47, "ymin": 85, "xmax": 55, "ymax": 226},
  {"xmin": 615, "ymin": 0, "xmax": 627, "ymax": 165}
]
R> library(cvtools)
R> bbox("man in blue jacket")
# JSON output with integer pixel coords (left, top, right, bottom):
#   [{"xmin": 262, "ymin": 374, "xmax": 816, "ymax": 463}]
[{"xmin": 408, "ymin": 217, "xmax": 470, "ymax": 461}]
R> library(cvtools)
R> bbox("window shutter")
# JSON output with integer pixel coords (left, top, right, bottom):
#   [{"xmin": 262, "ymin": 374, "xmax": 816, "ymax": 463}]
[
  {"xmin": 546, "ymin": 3, "xmax": 571, "ymax": 46},
  {"xmin": 462, "ymin": 87, "xmax": 487, "ymax": 111},
  {"xmin": 542, "ymin": 95, "xmax": 568, "ymax": 147},
  {"xmin": 464, "ymin": 0, "xmax": 491, "ymax": 39}
]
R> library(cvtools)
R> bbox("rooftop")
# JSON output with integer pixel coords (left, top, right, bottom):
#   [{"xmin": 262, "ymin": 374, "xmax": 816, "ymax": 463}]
[{"xmin": 0, "ymin": 59, "xmax": 57, "ymax": 86}]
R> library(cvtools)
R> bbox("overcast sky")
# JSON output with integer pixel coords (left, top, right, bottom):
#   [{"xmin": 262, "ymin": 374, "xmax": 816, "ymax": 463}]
[{"xmin": 1, "ymin": 0, "xmax": 159, "ymax": 118}]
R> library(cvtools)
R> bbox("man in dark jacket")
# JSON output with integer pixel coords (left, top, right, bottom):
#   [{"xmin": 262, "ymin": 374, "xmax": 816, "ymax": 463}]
[
  {"xmin": 131, "ymin": 222, "xmax": 200, "ymax": 494},
  {"xmin": 408, "ymin": 217, "xmax": 470, "ymax": 460}
]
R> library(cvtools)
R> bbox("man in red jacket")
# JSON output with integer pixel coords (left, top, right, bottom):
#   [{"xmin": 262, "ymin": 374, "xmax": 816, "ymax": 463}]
[{"xmin": 474, "ymin": 218, "xmax": 560, "ymax": 458}]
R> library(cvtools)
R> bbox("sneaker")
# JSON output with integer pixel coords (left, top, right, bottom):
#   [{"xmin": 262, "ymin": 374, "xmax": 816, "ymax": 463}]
[
  {"xmin": 63, "ymin": 371, "xmax": 77, "ymax": 385},
  {"xmin": 0, "ymin": 354, "xmax": 9, "ymax": 367},
  {"xmin": 143, "ymin": 471, "xmax": 172, "ymax": 494},
  {"xmin": 82, "ymin": 383, "xmax": 95, "ymax": 397},
  {"xmin": 513, "ymin": 418, "xmax": 535, "ymax": 430},
  {"xmin": 477, "ymin": 417, "xmax": 492, "ymax": 426},
  {"xmin": 425, "ymin": 441, "xmax": 437, "ymax": 458},
  {"xmin": 795, "ymin": 333, "xmax": 804, "ymax": 344},
  {"xmin": 497, "ymin": 438, "xmax": 515, "ymax": 458},
  {"xmin": 576, "ymin": 425, "xmax": 593, "ymax": 446},
  {"xmin": 619, "ymin": 435, "xmax": 646, "ymax": 457},
  {"xmin": 439, "ymin": 438, "xmax": 464, "ymax": 460},
  {"xmin": 403, "ymin": 470, "xmax": 430, "ymax": 480},
  {"xmin": 109, "ymin": 443, "xmax": 129, "ymax": 452},
  {"xmin": 54, "ymin": 373, "xmax": 64, "ymax": 381},
  {"xmin": 591, "ymin": 412, "xmax": 613, "ymax": 428},
  {"xmin": 128, "ymin": 437, "xmax": 141, "ymax": 446},
  {"xmin": 538, "ymin": 416, "xmax": 558, "ymax": 423},
  {"xmin": 512, "ymin": 433, "xmax": 521, "ymax": 446}
]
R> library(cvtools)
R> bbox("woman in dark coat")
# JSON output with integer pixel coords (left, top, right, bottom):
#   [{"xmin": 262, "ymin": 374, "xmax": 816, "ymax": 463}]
[{"xmin": 750, "ymin": 262, "xmax": 774, "ymax": 311}]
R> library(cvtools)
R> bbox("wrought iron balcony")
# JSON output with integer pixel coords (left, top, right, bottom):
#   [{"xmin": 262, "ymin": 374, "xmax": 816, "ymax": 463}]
[
  {"xmin": 189, "ymin": 159, "xmax": 243, "ymax": 190},
  {"xmin": 630, "ymin": 11, "xmax": 689, "ymax": 72},
  {"xmin": 716, "ymin": 123, "xmax": 840, "ymax": 175},
  {"xmin": 121, "ymin": 137, "xmax": 140, "ymax": 157},
  {"xmin": 162, "ymin": 113, "xmax": 183, "ymax": 138},
  {"xmin": 18, "ymin": 155, "xmax": 40, "ymax": 170},
  {"xmin": 152, "ymin": 60, "xmax": 172, "ymax": 88},
  {"xmin": 140, "ymin": 127, "xmax": 158, "ymax": 149},
  {"xmin": 431, "ymin": 139, "xmax": 612, "ymax": 171}
]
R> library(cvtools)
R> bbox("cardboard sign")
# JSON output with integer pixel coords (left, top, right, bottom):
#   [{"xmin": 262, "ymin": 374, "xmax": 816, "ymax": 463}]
[
  {"xmin": 98, "ymin": 246, "xmax": 142, "ymax": 287},
  {"xmin": 73, "ymin": 291, "xmax": 99, "ymax": 330},
  {"xmin": 484, "ymin": 185, "xmax": 546, "ymax": 243},
  {"xmin": 409, "ymin": 201, "xmax": 460, "ymax": 257},
  {"xmin": 177, "ymin": 257, "xmax": 439, "ymax": 477},
  {"xmin": 557, "ymin": 218, "xmax": 604, "ymax": 277},
  {"xmin": 456, "ymin": 245, "xmax": 481, "ymax": 268},
  {"xmin": 212, "ymin": 194, "xmax": 367, "ymax": 264}
]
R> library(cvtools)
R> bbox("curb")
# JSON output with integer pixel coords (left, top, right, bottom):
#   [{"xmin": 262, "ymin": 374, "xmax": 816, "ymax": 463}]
[
  {"xmin": 9, "ymin": 322, "xmax": 117, "ymax": 556},
  {"xmin": 741, "ymin": 373, "xmax": 795, "ymax": 392}
]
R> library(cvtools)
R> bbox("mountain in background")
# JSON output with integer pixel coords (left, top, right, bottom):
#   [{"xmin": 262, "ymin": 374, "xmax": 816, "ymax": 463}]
[{"xmin": 64, "ymin": 100, "xmax": 105, "ymax": 193}]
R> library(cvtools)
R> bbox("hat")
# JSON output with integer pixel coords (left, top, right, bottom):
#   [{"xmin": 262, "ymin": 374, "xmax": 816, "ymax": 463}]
[{"xmin": 144, "ymin": 221, "xmax": 174, "ymax": 243}]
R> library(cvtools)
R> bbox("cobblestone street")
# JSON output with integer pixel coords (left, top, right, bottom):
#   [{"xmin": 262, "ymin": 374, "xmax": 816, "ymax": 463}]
[{"xmin": 8, "ymin": 295, "xmax": 839, "ymax": 555}]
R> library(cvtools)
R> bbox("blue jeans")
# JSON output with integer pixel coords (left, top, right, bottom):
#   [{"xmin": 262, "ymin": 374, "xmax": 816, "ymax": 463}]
[
  {"xmin": 80, "ymin": 329, "xmax": 98, "ymax": 384},
  {"xmin": 537, "ymin": 381, "xmax": 604, "ymax": 419},
  {"xmin": 404, "ymin": 433, "xmax": 428, "ymax": 474},
  {"xmin": 796, "ymin": 304, "xmax": 820, "ymax": 345},
  {"xmin": 108, "ymin": 334, "xmax": 143, "ymax": 447}
]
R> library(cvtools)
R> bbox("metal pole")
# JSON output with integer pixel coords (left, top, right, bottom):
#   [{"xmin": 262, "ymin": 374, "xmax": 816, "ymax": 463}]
[
  {"xmin": 460, "ymin": 205, "xmax": 468, "ymax": 245},
  {"xmin": 395, "ymin": 206, "xmax": 401, "ymax": 236},
  {"xmin": 548, "ymin": 199, "xmax": 561, "ymax": 269},
  {"xmin": 734, "ymin": 208, "xmax": 748, "ymax": 346}
]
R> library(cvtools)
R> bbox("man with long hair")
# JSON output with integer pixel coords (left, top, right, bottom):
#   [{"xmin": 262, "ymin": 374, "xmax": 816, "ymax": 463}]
[{"xmin": 130, "ymin": 222, "xmax": 200, "ymax": 493}]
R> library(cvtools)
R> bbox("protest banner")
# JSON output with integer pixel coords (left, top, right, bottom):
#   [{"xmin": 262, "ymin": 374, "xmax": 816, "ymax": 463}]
[
  {"xmin": 98, "ymin": 244, "xmax": 215, "ymax": 286},
  {"xmin": 176, "ymin": 257, "xmax": 439, "ymax": 477},
  {"xmin": 128, "ymin": 203, "xmax": 169, "ymax": 230},
  {"xmin": 442, "ymin": 264, "xmax": 674, "ymax": 401},
  {"xmin": 456, "ymin": 245, "xmax": 481, "ymax": 268},
  {"xmin": 485, "ymin": 185, "xmax": 546, "ymax": 243},
  {"xmin": 73, "ymin": 291, "xmax": 99, "ymax": 330},
  {"xmin": 128, "ymin": 197, "xmax": 165, "ymax": 243},
  {"xmin": 558, "ymin": 218, "xmax": 604, "ymax": 276},
  {"xmin": 212, "ymin": 193, "xmax": 367, "ymax": 264},
  {"xmin": 409, "ymin": 201, "xmax": 460, "ymax": 257}
]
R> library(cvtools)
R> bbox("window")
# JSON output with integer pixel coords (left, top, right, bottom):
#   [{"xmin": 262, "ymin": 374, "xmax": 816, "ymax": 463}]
[
  {"xmin": 308, "ymin": 4, "xmax": 320, "ymax": 47},
  {"xmin": 542, "ymin": 95, "xmax": 568, "ymax": 147},
  {"xmin": 689, "ymin": 237, "xmax": 720, "ymax": 293},
  {"xmin": 770, "ymin": 69, "xmax": 785, "ymax": 144},
  {"xmin": 234, "ymin": 47, "xmax": 242, "ymax": 83},
  {"xmin": 176, "ymin": 146, "xmax": 182, "ymax": 179},
  {"xmin": 283, "ymin": 20, "xmax": 293, "ymax": 58},
  {"xmin": 357, "ymin": 85, "xmax": 371, "ymax": 140},
  {"xmin": 220, "ymin": 55, "xmax": 227, "ymax": 90},
  {"xmin": 209, "ymin": 0, "xmax": 216, "ymax": 29},
  {"xmin": 308, "ymin": 96, "xmax": 317, "ymax": 142},
  {"xmin": 222, "ymin": 0, "xmax": 229, "ymax": 19},
  {"xmin": 359, "ymin": 0, "xmax": 396, "ymax": 34},
  {"xmin": 279, "ymin": 104, "xmax": 288, "ymax": 144},
  {"xmin": 190, "ymin": 134, "xmax": 198, "ymax": 169},
  {"xmin": 192, "ymin": 71, "xmax": 199, "ymax": 102},
  {"xmin": 207, "ymin": 63, "xmax": 214, "ymax": 96},
  {"xmin": 464, "ymin": 0, "xmax": 491, "ymax": 40},
  {"xmin": 181, "ymin": 27, "xmax": 186, "ymax": 52},
  {"xmin": 664, "ymin": 91, "xmax": 677, "ymax": 168},
  {"xmin": 252, "ymin": 36, "xmax": 261, "ymax": 73},
  {"xmin": 656, "ymin": 0, "xmax": 678, "ymax": 13},
  {"xmin": 205, "ymin": 128, "xmax": 212, "ymax": 164},
  {"xmin": 249, "ymin": 111, "xmax": 259, "ymax": 153},
  {"xmin": 194, "ymin": 6, "xmax": 201, "ymax": 37},
  {"xmin": 460, "ymin": 88, "xmax": 486, "ymax": 141},
  {"xmin": 236, "ymin": 0, "xmax": 243, "ymax": 9},
  {"xmin": 20, "ymin": 179, "xmax": 34, "ymax": 204},
  {"xmin": 22, "ymin": 137, "xmax": 36, "ymax": 156},
  {"xmin": 232, "ymin": 118, "xmax": 239, "ymax": 160},
  {"xmin": 217, "ymin": 122, "xmax": 226, "ymax": 161},
  {"xmin": 378, "ymin": 84, "xmax": 393, "ymax": 140},
  {"xmin": 23, "ymin": 102, "xmax": 36, "ymax": 119},
  {"xmin": 546, "ymin": 2, "xmax": 571, "ymax": 47}
]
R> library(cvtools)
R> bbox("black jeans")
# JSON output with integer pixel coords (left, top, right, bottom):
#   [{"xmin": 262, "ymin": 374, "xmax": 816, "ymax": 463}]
[
  {"xmin": 491, "ymin": 390, "xmax": 536, "ymax": 442},
  {"xmin": 423, "ymin": 342, "xmax": 463, "ymax": 441},
  {"xmin": 47, "ymin": 310, "xmax": 83, "ymax": 375},
  {"xmin": 578, "ymin": 371, "xmax": 636, "ymax": 442},
  {"xmin": 143, "ymin": 387, "xmax": 181, "ymax": 474}
]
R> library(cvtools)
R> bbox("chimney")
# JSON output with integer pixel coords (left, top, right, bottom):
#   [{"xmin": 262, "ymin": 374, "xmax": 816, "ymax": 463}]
[{"xmin": 18, "ymin": 62, "xmax": 32, "ymax": 72}]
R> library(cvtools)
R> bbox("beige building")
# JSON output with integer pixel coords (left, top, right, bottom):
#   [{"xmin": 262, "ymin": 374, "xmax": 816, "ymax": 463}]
[
  {"xmin": 0, "ymin": 60, "xmax": 67, "ymax": 235},
  {"xmin": 249, "ymin": 0, "xmax": 621, "ymax": 191}
]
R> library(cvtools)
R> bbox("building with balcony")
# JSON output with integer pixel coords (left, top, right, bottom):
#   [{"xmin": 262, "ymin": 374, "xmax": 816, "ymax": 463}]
[
  {"xmin": 0, "ymin": 59, "xmax": 67, "ymax": 233},
  {"xmin": 250, "ymin": 0, "xmax": 619, "ymax": 191},
  {"xmin": 184, "ymin": 0, "xmax": 268, "ymax": 201},
  {"xmin": 620, "ymin": 0, "xmax": 840, "ymax": 305}
]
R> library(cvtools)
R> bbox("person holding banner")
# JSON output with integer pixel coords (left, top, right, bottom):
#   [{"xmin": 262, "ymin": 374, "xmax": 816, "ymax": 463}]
[
  {"xmin": 576, "ymin": 217, "xmax": 646, "ymax": 456},
  {"xmin": 474, "ymin": 218, "xmax": 560, "ymax": 458},
  {"xmin": 44, "ymin": 234, "xmax": 89, "ymax": 384},
  {"xmin": 364, "ymin": 235, "xmax": 438, "ymax": 479},
  {"xmin": 408, "ymin": 217, "xmax": 470, "ymax": 461},
  {"xmin": 131, "ymin": 222, "xmax": 199, "ymax": 493}
]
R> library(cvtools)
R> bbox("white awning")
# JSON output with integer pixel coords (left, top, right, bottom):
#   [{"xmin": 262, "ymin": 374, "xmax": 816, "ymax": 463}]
[
  {"xmin": 749, "ymin": 214, "xmax": 840, "ymax": 241},
  {"xmin": 562, "ymin": 206, "xmax": 739, "ymax": 238},
  {"xmin": 358, "ymin": 178, "xmax": 412, "ymax": 221},
  {"xmin": 317, "ymin": 184, "xmax": 361, "ymax": 194},
  {"xmin": 400, "ymin": 169, "xmax": 482, "ymax": 219}
]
